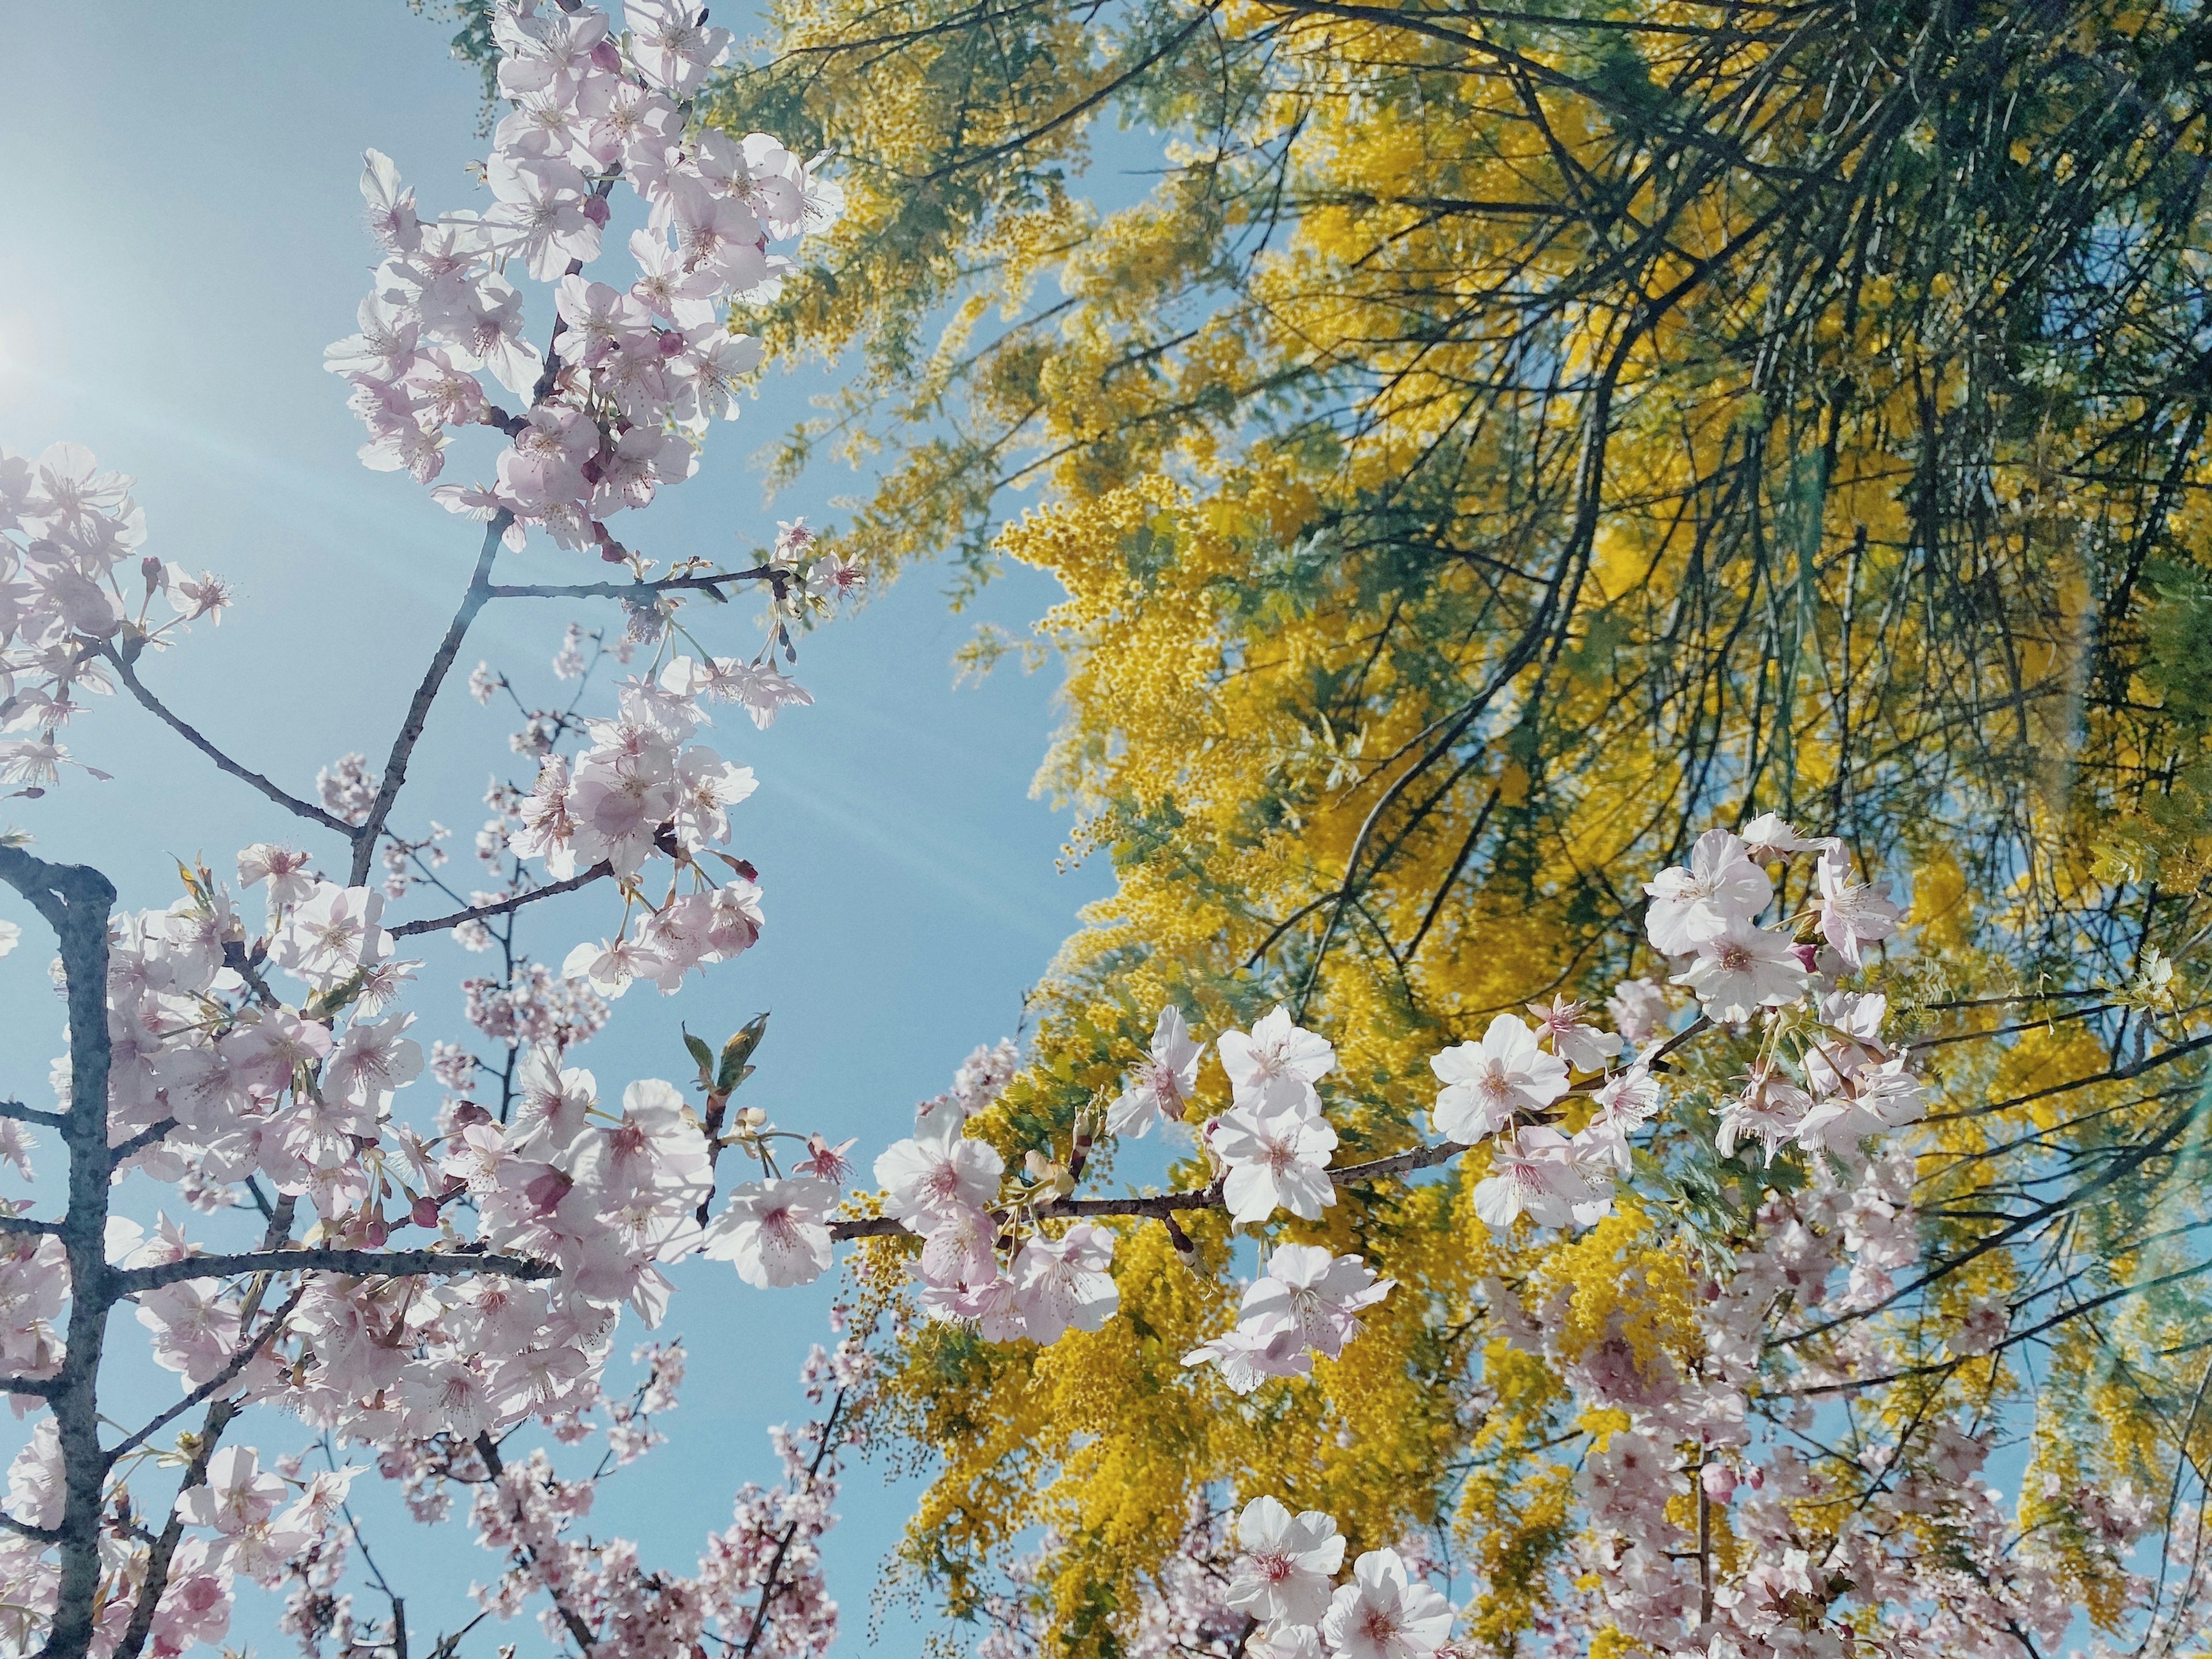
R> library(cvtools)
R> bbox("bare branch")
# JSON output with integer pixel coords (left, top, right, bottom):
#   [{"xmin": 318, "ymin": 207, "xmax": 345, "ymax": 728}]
[
  {"xmin": 0, "ymin": 1099, "xmax": 65, "ymax": 1129},
  {"xmin": 111, "ymin": 1119, "xmax": 177, "ymax": 1164},
  {"xmin": 99, "ymin": 642, "xmax": 357, "ymax": 838},
  {"xmin": 389, "ymin": 862, "xmax": 615, "ymax": 938},
  {"xmin": 106, "ymin": 1285, "xmax": 308, "ymax": 1467},
  {"xmin": 0, "ymin": 1509, "xmax": 59, "ymax": 1544},
  {"xmin": 116, "ymin": 1245, "xmax": 556, "ymax": 1295},
  {"xmin": 349, "ymin": 513, "xmax": 512, "ymax": 887},
  {"xmin": 0, "ymin": 1214, "xmax": 60, "ymax": 1237},
  {"xmin": 483, "ymin": 565, "xmax": 777, "ymax": 600}
]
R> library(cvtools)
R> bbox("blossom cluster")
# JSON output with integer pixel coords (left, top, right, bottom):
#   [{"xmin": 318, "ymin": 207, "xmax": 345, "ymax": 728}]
[
  {"xmin": 1224, "ymin": 1498, "xmax": 1452, "ymax": 1659},
  {"xmin": 0, "ymin": 444, "xmax": 229, "ymax": 793},
  {"xmin": 327, "ymin": 0, "xmax": 842, "ymax": 556},
  {"xmin": 1501, "ymin": 1141, "xmax": 2139, "ymax": 1659},
  {"xmin": 457, "ymin": 1334, "xmax": 866, "ymax": 1659},
  {"xmin": 0, "ymin": 832, "xmax": 860, "ymax": 1653},
  {"xmin": 1423, "ymin": 819, "xmax": 1918, "ymax": 1234},
  {"xmin": 873, "ymin": 1098, "xmax": 1122, "ymax": 1342}
]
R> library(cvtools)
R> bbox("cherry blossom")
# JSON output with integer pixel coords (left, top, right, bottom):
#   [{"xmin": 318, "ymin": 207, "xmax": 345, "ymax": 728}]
[
  {"xmin": 1214, "ymin": 1096, "xmax": 1338, "ymax": 1224},
  {"xmin": 1526, "ymin": 994, "xmax": 1618, "ymax": 1071},
  {"xmin": 876, "ymin": 1099, "xmax": 1006, "ymax": 1224},
  {"xmin": 1184, "ymin": 1245, "xmax": 1392, "ymax": 1392},
  {"xmin": 1218, "ymin": 1005, "xmax": 1335, "ymax": 1111},
  {"xmin": 1227, "ymin": 1496, "xmax": 1346, "ymax": 1628},
  {"xmin": 1643, "ymin": 827, "xmax": 1773, "ymax": 953},
  {"xmin": 1429, "ymin": 1012, "xmax": 1570, "ymax": 1143},
  {"xmin": 267, "ymin": 881, "xmax": 392, "ymax": 991},
  {"xmin": 702, "ymin": 1176, "xmax": 838, "ymax": 1287},
  {"xmin": 1472, "ymin": 1126, "xmax": 1603, "ymax": 1229},
  {"xmin": 1107, "ymin": 1004, "xmax": 1205, "ymax": 1135},
  {"xmin": 1672, "ymin": 917, "xmax": 1809, "ymax": 1023},
  {"xmin": 1319, "ymin": 1548, "xmax": 1453, "ymax": 1659},
  {"xmin": 1813, "ymin": 852, "xmax": 1902, "ymax": 967},
  {"xmin": 1012, "ymin": 1222, "xmax": 1119, "ymax": 1342}
]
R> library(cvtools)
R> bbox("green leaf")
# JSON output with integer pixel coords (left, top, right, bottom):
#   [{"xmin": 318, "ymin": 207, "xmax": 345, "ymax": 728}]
[
  {"xmin": 681, "ymin": 1028, "xmax": 715, "ymax": 1086},
  {"xmin": 718, "ymin": 1011, "xmax": 770, "ymax": 1093}
]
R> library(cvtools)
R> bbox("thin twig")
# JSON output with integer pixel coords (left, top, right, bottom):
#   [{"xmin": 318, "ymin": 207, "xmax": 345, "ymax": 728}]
[
  {"xmin": 390, "ymin": 862, "xmax": 615, "ymax": 938},
  {"xmin": 105, "ymin": 1285, "xmax": 308, "ymax": 1465},
  {"xmin": 100, "ymin": 642, "xmax": 355, "ymax": 838}
]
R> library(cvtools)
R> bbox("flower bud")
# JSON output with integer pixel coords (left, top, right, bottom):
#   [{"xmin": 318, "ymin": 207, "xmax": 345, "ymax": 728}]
[
  {"xmin": 581, "ymin": 194, "xmax": 611, "ymax": 228},
  {"xmin": 590, "ymin": 37, "xmax": 622, "ymax": 72},
  {"xmin": 410, "ymin": 1195, "xmax": 442, "ymax": 1229},
  {"xmin": 523, "ymin": 1164, "xmax": 574, "ymax": 1215},
  {"xmin": 1700, "ymin": 1463, "xmax": 1737, "ymax": 1503}
]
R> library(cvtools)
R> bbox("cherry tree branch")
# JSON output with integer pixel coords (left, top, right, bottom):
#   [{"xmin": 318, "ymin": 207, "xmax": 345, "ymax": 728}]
[
  {"xmin": 828, "ymin": 1139, "xmax": 1476, "ymax": 1240},
  {"xmin": 484, "ymin": 564, "xmax": 778, "ymax": 600},
  {"xmin": 110, "ymin": 1397, "xmax": 241, "ymax": 1659},
  {"xmin": 0, "ymin": 842, "xmax": 566, "ymax": 1659},
  {"xmin": 389, "ymin": 861, "xmax": 616, "ymax": 938},
  {"xmin": 0, "ymin": 1099, "xmax": 66, "ymax": 1128},
  {"xmin": 737, "ymin": 1388, "xmax": 848, "ymax": 1659},
  {"xmin": 349, "ymin": 513, "xmax": 513, "ymax": 887},
  {"xmin": 98, "ymin": 641, "xmax": 357, "ymax": 839},
  {"xmin": 472, "ymin": 1432, "xmax": 601, "ymax": 1655},
  {"xmin": 0, "ymin": 1509, "xmax": 59, "ymax": 1544},
  {"xmin": 116, "ymin": 1245, "xmax": 556, "ymax": 1295},
  {"xmin": 111, "ymin": 1118, "xmax": 177, "ymax": 1164},
  {"xmin": 105, "ymin": 1285, "xmax": 308, "ymax": 1466},
  {"xmin": 0, "ymin": 843, "xmax": 120, "ymax": 1659}
]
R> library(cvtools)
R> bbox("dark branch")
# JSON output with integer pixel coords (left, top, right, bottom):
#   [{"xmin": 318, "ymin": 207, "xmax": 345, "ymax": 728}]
[
  {"xmin": 483, "ymin": 564, "xmax": 777, "ymax": 600},
  {"xmin": 99, "ymin": 642, "xmax": 356, "ymax": 838},
  {"xmin": 349, "ymin": 513, "xmax": 512, "ymax": 887},
  {"xmin": 105, "ymin": 1285, "xmax": 308, "ymax": 1466},
  {"xmin": 116, "ymin": 1245, "xmax": 556, "ymax": 1294},
  {"xmin": 389, "ymin": 861, "xmax": 615, "ymax": 938}
]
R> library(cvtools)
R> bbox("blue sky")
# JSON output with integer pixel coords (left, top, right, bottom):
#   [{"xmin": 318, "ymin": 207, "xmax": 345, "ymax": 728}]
[{"xmin": 0, "ymin": 4, "xmax": 1115, "ymax": 1653}]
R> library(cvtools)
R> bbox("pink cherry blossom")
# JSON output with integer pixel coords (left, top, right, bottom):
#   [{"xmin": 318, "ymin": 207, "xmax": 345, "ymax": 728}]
[
  {"xmin": 702, "ymin": 1176, "xmax": 837, "ymax": 1287},
  {"xmin": 1214, "ymin": 1096, "xmax": 1338, "ymax": 1224},
  {"xmin": 1107, "ymin": 1004, "xmax": 1205, "ymax": 1136},
  {"xmin": 1012, "ymin": 1222, "xmax": 1119, "ymax": 1342},
  {"xmin": 875, "ymin": 1099, "xmax": 1006, "ymax": 1224},
  {"xmin": 1429, "ymin": 1012, "xmax": 1569, "ymax": 1143},
  {"xmin": 1643, "ymin": 827, "xmax": 1773, "ymax": 954}
]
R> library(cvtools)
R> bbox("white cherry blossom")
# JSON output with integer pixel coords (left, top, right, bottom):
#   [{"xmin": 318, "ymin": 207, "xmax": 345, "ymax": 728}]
[
  {"xmin": 701, "ymin": 1176, "xmax": 836, "ymax": 1287},
  {"xmin": 1319, "ymin": 1548, "xmax": 1454, "ymax": 1659}
]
